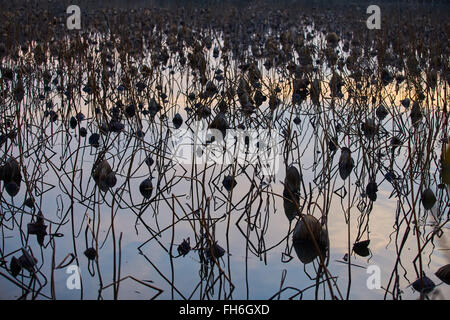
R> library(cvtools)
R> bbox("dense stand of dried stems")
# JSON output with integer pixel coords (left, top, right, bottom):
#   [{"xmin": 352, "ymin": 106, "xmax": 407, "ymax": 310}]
[{"xmin": 0, "ymin": 0, "xmax": 449, "ymax": 300}]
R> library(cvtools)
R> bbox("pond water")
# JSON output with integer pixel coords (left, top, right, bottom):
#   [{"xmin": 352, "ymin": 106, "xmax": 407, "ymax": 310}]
[{"xmin": 0, "ymin": 7, "xmax": 449, "ymax": 300}]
